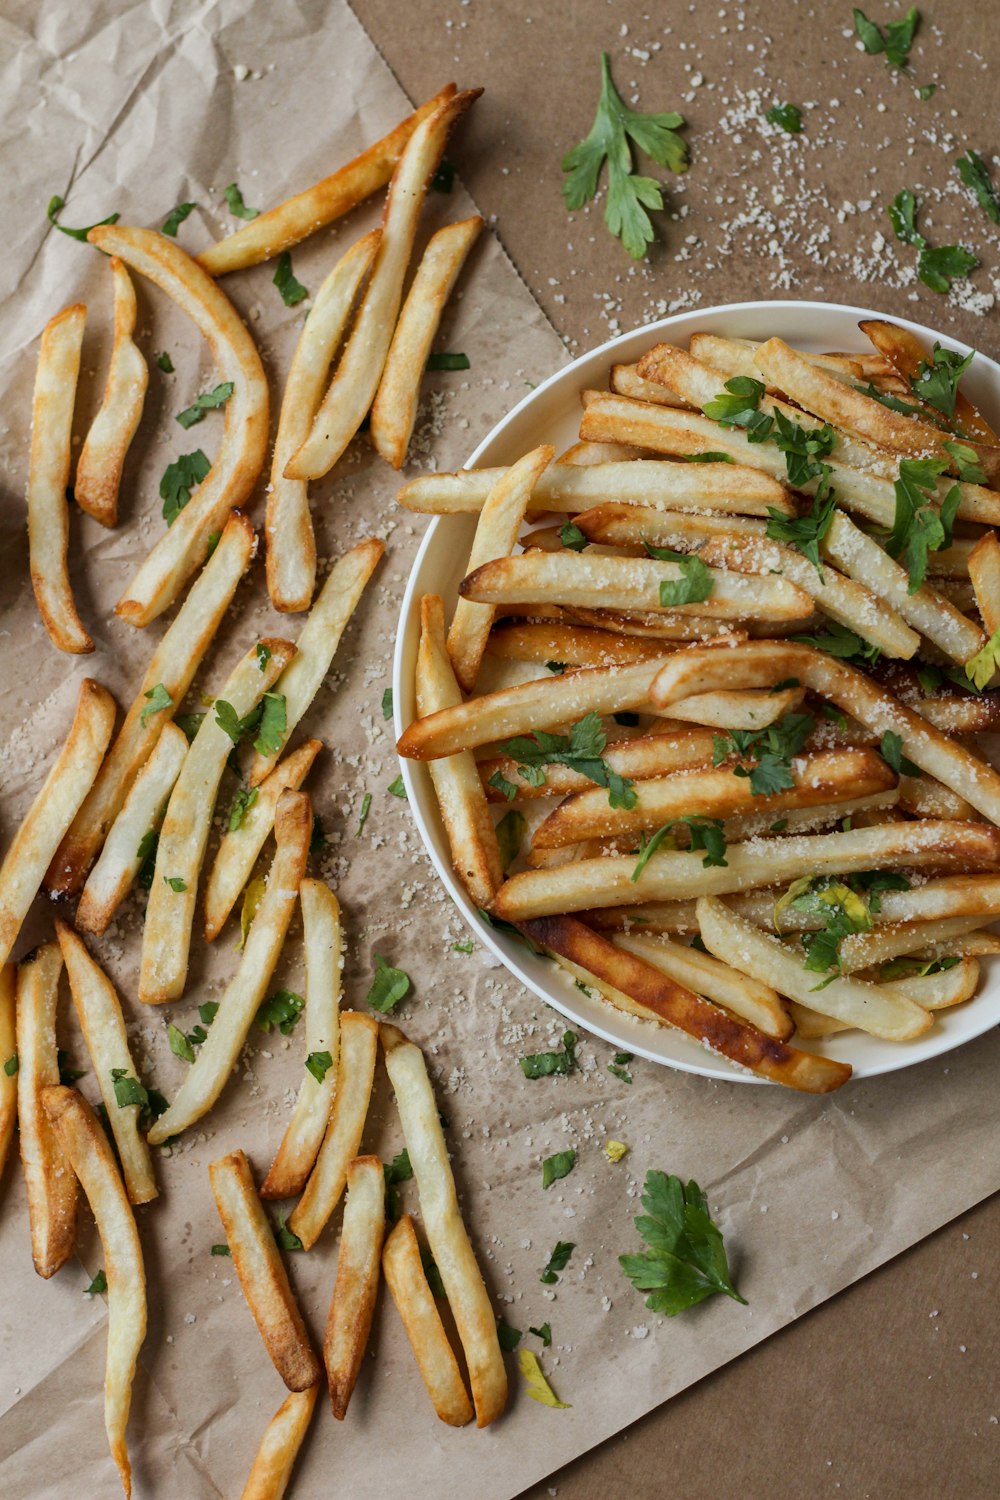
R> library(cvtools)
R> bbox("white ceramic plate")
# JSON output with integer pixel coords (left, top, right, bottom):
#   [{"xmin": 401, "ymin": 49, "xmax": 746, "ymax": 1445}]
[{"xmin": 393, "ymin": 299, "xmax": 1000, "ymax": 1084}]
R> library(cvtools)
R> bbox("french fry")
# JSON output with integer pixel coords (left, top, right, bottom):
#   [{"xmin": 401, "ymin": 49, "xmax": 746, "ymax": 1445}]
[
  {"xmin": 398, "ymin": 655, "xmax": 672, "ymax": 760},
  {"xmin": 55, "ymin": 921, "xmax": 156, "ymax": 1205},
  {"xmin": 396, "ymin": 457, "xmax": 793, "ymax": 517},
  {"xmin": 74, "ymin": 258, "xmax": 148, "ymax": 527},
  {"xmin": 45, "ymin": 511, "xmax": 256, "ymax": 899},
  {"xmin": 249, "ymin": 539, "xmax": 383, "ymax": 785},
  {"xmin": 261, "ymin": 880, "xmax": 343, "ymax": 1200},
  {"xmin": 911, "ymin": 693, "xmax": 1000, "ymax": 734},
  {"xmin": 239, "ymin": 1386, "xmax": 318, "ymax": 1500},
  {"xmin": 197, "ymin": 86, "xmax": 457, "ymax": 275},
  {"xmin": 821, "ymin": 512, "xmax": 984, "ymax": 665},
  {"xmin": 859, "ymin": 319, "xmax": 999, "ymax": 446},
  {"xmin": 491, "ymin": 820, "xmax": 1000, "ymax": 921},
  {"xmin": 266, "ymin": 230, "xmax": 380, "ymax": 612},
  {"xmin": 324, "ymin": 1155, "xmax": 386, "ymax": 1419},
  {"xmin": 558, "ymin": 439, "xmax": 646, "ymax": 464},
  {"xmin": 480, "ymin": 724, "xmax": 717, "ymax": 801},
  {"xmin": 696, "ymin": 896, "xmax": 931, "ymax": 1041},
  {"xmin": 138, "ymin": 638, "xmax": 294, "ymax": 1004},
  {"xmin": 657, "ymin": 684, "xmax": 805, "ymax": 728},
  {"xmin": 382, "ymin": 1214, "xmax": 474, "ymax": 1426},
  {"xmin": 371, "ymin": 215, "xmax": 483, "ymax": 468},
  {"xmin": 43, "ymin": 1086, "xmax": 145, "ymax": 1498},
  {"xmin": 565, "ymin": 606, "xmax": 747, "ymax": 640},
  {"xmin": 837, "ymin": 914, "xmax": 996, "ymax": 973},
  {"xmin": 733, "ymin": 874, "xmax": 1000, "ymax": 932},
  {"xmin": 417, "ymin": 595, "xmax": 503, "ymax": 905},
  {"xmin": 968, "ymin": 530, "xmax": 1000, "ymax": 637},
  {"xmin": 522, "ymin": 915, "xmax": 852, "ymax": 1091},
  {"xmin": 460, "ymin": 551, "xmax": 813, "ymax": 621},
  {"xmin": 688, "ymin": 332, "xmax": 863, "ymax": 386},
  {"xmin": 583, "ymin": 900, "xmax": 702, "ymax": 933},
  {"xmin": 286, "ymin": 90, "xmax": 481, "ymax": 481},
  {"xmin": 530, "ymin": 747, "xmax": 895, "ymax": 848},
  {"xmin": 89, "ymin": 225, "xmax": 269, "ymax": 626},
  {"xmin": 380, "ymin": 1023, "xmax": 507, "ymax": 1426},
  {"xmin": 75, "ymin": 721, "xmax": 188, "ymax": 935},
  {"xmin": 27, "ymin": 303, "xmax": 92, "ymax": 654},
  {"xmin": 147, "ymin": 792, "xmax": 311, "ymax": 1139},
  {"xmin": 697, "ymin": 533, "xmax": 920, "ymax": 659},
  {"xmin": 16, "ymin": 944, "xmax": 77, "ymax": 1277},
  {"xmin": 613, "ymin": 931, "xmax": 792, "ymax": 1037},
  {"xmin": 287, "ymin": 1012, "xmax": 378, "ymax": 1248},
  {"xmin": 204, "ymin": 739, "xmax": 321, "ymax": 943},
  {"xmin": 609, "ymin": 361, "xmax": 686, "ymax": 405},
  {"xmin": 575, "ymin": 503, "xmax": 768, "ymax": 550},
  {"xmin": 791, "ymin": 956, "xmax": 982, "ymax": 1037},
  {"xmin": 485, "ymin": 620, "xmax": 671, "ymax": 667},
  {"xmin": 916, "ymin": 932, "xmax": 1000, "ymax": 958},
  {"xmin": 723, "ymin": 788, "xmax": 899, "ymax": 840},
  {"xmin": 208, "ymin": 1149, "xmax": 322, "ymax": 1391},
  {"xmin": 0, "ymin": 679, "xmax": 115, "ymax": 968},
  {"xmin": 448, "ymin": 446, "xmax": 554, "ymax": 692},
  {"xmin": 897, "ymin": 775, "xmax": 979, "ymax": 821},
  {"xmin": 648, "ymin": 640, "xmax": 1000, "ymax": 827},
  {"xmin": 0, "ymin": 967, "xmax": 14, "ymax": 1182}
]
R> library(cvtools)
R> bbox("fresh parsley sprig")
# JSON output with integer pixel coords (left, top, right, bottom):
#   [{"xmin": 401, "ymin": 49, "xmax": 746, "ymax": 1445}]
[
  {"xmin": 702, "ymin": 376, "xmax": 773, "ymax": 442},
  {"xmin": 791, "ymin": 620, "xmax": 881, "ymax": 666},
  {"xmin": 47, "ymin": 194, "xmax": 120, "ymax": 242},
  {"xmin": 160, "ymin": 450, "xmax": 211, "ymax": 526},
  {"xmin": 488, "ymin": 713, "xmax": 636, "ymax": 810},
  {"xmin": 886, "ymin": 190, "xmax": 978, "ymax": 295},
  {"xmin": 853, "ymin": 6, "xmax": 919, "ymax": 70},
  {"xmin": 520, "ymin": 1030, "xmax": 578, "ymax": 1079},
  {"xmin": 955, "ymin": 149, "xmax": 1000, "ymax": 225},
  {"xmin": 885, "ymin": 457, "xmax": 960, "ymax": 593},
  {"xmin": 909, "ymin": 344, "xmax": 975, "ymax": 421},
  {"xmin": 561, "ymin": 52, "xmax": 687, "ymax": 260},
  {"xmin": 712, "ymin": 712, "xmax": 814, "ymax": 796},
  {"xmin": 619, "ymin": 1171, "xmax": 746, "ymax": 1315},
  {"xmin": 176, "ymin": 382, "xmax": 234, "ymax": 430},
  {"xmin": 631, "ymin": 816, "xmax": 727, "ymax": 882}
]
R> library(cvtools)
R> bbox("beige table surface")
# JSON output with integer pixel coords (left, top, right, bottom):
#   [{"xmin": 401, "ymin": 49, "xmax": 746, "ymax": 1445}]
[{"xmin": 349, "ymin": 1, "xmax": 999, "ymax": 1496}]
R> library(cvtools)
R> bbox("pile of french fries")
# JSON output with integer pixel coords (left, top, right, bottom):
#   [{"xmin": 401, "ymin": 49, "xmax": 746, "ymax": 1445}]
[
  {"xmin": 5, "ymin": 81, "xmax": 511, "ymax": 1497},
  {"xmin": 397, "ymin": 323, "xmax": 1000, "ymax": 1095}
]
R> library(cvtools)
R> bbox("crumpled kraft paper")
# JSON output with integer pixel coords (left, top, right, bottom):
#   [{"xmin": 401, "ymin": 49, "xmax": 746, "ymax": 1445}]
[{"xmin": 0, "ymin": 3, "xmax": 998, "ymax": 1498}]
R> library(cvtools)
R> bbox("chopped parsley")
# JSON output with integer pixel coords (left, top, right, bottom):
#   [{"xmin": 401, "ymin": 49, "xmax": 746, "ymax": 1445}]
[
  {"xmin": 540, "ymin": 1240, "xmax": 576, "ymax": 1284},
  {"xmin": 356, "ymin": 791, "xmax": 372, "ymax": 835},
  {"xmin": 764, "ymin": 102, "xmax": 803, "ymax": 133},
  {"xmin": 273, "ymin": 252, "xmax": 308, "ymax": 307},
  {"xmin": 366, "ymin": 954, "xmax": 411, "ymax": 1013},
  {"xmin": 619, "ymin": 1170, "xmax": 746, "ymax": 1315},
  {"xmin": 199, "ymin": 1002, "xmax": 219, "ymax": 1026},
  {"xmin": 965, "ymin": 629, "xmax": 1000, "ymax": 691},
  {"xmin": 685, "ymin": 450, "xmax": 734, "ymax": 463},
  {"xmin": 228, "ymin": 786, "xmax": 258, "ymax": 832},
  {"xmin": 383, "ymin": 1148, "xmax": 413, "ymax": 1220},
  {"xmin": 631, "ymin": 816, "xmax": 727, "ymax": 882},
  {"xmin": 214, "ymin": 693, "xmax": 287, "ymax": 759},
  {"xmin": 110, "ymin": 1068, "xmax": 148, "ymax": 1110},
  {"xmin": 160, "ymin": 449, "xmax": 211, "ymax": 525},
  {"xmin": 140, "ymin": 683, "xmax": 173, "ymax": 726},
  {"xmin": 496, "ymin": 809, "xmax": 526, "ymax": 872},
  {"xmin": 608, "ymin": 1051, "xmax": 634, "ymax": 1085},
  {"xmin": 489, "ymin": 713, "xmax": 636, "ymax": 810},
  {"xmin": 702, "ymin": 376, "xmax": 773, "ymax": 442},
  {"xmin": 452, "ymin": 939, "xmax": 474, "ymax": 954},
  {"xmin": 659, "ymin": 554, "xmax": 713, "ymax": 607},
  {"xmin": 223, "ymin": 183, "xmax": 259, "ymax": 220},
  {"xmin": 541, "ymin": 1149, "xmax": 577, "ymax": 1189},
  {"xmin": 426, "ymin": 351, "xmax": 470, "ymax": 371},
  {"xmin": 381, "ymin": 687, "xmax": 394, "ymax": 720},
  {"xmin": 886, "ymin": 189, "xmax": 978, "ymax": 293},
  {"xmin": 712, "ymin": 711, "xmax": 814, "ymax": 796},
  {"xmin": 255, "ymin": 642, "xmax": 271, "ymax": 672},
  {"xmin": 909, "ymin": 343, "xmax": 975, "ymax": 421},
  {"xmin": 853, "ymin": 6, "xmax": 919, "ymax": 70},
  {"xmin": 136, "ymin": 830, "xmax": 158, "ymax": 890},
  {"xmin": 3, "ymin": 1053, "xmax": 18, "ymax": 1077},
  {"xmin": 879, "ymin": 730, "xmax": 922, "ymax": 777},
  {"xmin": 885, "ymin": 456, "xmax": 960, "ymax": 593},
  {"xmin": 174, "ymin": 712, "xmax": 205, "ymax": 742},
  {"xmin": 211, "ymin": 1243, "xmax": 231, "ymax": 1257},
  {"xmin": 255, "ymin": 990, "xmax": 305, "ymax": 1035},
  {"xmin": 519, "ymin": 1348, "xmax": 570, "ymax": 1407},
  {"xmin": 529, "ymin": 1322, "xmax": 553, "ymax": 1347},
  {"xmin": 519, "ymin": 1029, "xmax": 578, "ymax": 1079},
  {"xmin": 790, "ymin": 619, "xmax": 880, "ymax": 666},
  {"xmin": 162, "ymin": 201, "xmax": 196, "ymax": 237},
  {"xmin": 47, "ymin": 194, "xmax": 119, "ymax": 242},
  {"xmin": 156, "ymin": 352, "xmax": 174, "ymax": 373},
  {"xmin": 163, "ymin": 876, "xmax": 187, "ymax": 892},
  {"xmin": 176, "ymin": 381, "xmax": 234, "ymax": 430},
  {"xmin": 421, "ymin": 1246, "xmax": 446, "ymax": 1296},
  {"xmin": 766, "ymin": 487, "xmax": 836, "ymax": 580},
  {"xmin": 942, "ymin": 441, "xmax": 987, "ymax": 486},
  {"xmin": 84, "ymin": 1269, "xmax": 107, "ymax": 1296},
  {"xmin": 497, "ymin": 1319, "xmax": 523, "ymax": 1351},
  {"xmin": 167, "ymin": 1023, "xmax": 195, "ymax": 1062},
  {"xmin": 561, "ymin": 51, "xmax": 687, "ymax": 259},
  {"xmin": 305, "ymin": 1050, "xmax": 334, "ymax": 1083},
  {"xmin": 559, "ymin": 520, "xmax": 589, "ymax": 551},
  {"xmin": 956, "ymin": 148, "xmax": 1000, "ymax": 225},
  {"xmin": 274, "ymin": 1217, "xmax": 303, "ymax": 1251},
  {"xmin": 388, "ymin": 774, "xmax": 407, "ymax": 799}
]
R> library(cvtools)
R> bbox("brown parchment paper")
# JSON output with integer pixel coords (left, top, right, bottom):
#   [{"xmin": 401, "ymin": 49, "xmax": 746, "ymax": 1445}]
[{"xmin": 0, "ymin": 3, "xmax": 998, "ymax": 1498}]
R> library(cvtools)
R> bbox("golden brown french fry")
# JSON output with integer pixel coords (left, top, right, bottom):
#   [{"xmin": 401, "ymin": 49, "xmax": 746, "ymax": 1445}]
[
  {"xmin": 558, "ymin": 439, "xmax": 646, "ymax": 464},
  {"xmin": 460, "ymin": 551, "xmax": 813, "ymax": 622},
  {"xmin": 688, "ymin": 332, "xmax": 863, "ymax": 386},
  {"xmin": 75, "ymin": 721, "xmax": 188, "ymax": 935},
  {"xmin": 261, "ymin": 880, "xmax": 342, "ymax": 1200},
  {"xmin": 916, "ymin": 932, "xmax": 1000, "ymax": 958},
  {"xmin": 575, "ymin": 503, "xmax": 768, "ymax": 550},
  {"xmin": 239, "ymin": 1386, "xmax": 318, "ymax": 1500},
  {"xmin": 968, "ymin": 530, "xmax": 1000, "ymax": 638},
  {"xmin": 16, "ymin": 945, "xmax": 77, "ymax": 1276},
  {"xmin": 657, "ymin": 684, "xmax": 806, "ymax": 729},
  {"xmin": 859, "ymin": 319, "xmax": 999, "ymax": 445},
  {"xmin": 371, "ymin": 215, "xmax": 483, "ymax": 467},
  {"xmin": 380, "ymin": 1023, "xmax": 507, "ymax": 1426},
  {"xmin": 0, "ymin": 967, "xmax": 14, "ymax": 1182},
  {"xmin": 45, "ymin": 511, "xmax": 256, "ymax": 899},
  {"xmin": 698, "ymin": 532, "xmax": 921, "ymax": 660},
  {"xmin": 287, "ymin": 1012, "xmax": 378, "ymax": 1248},
  {"xmin": 479, "ymin": 724, "xmax": 717, "ymax": 801},
  {"xmin": 324, "ymin": 1155, "xmax": 386, "ymax": 1419},
  {"xmin": 89, "ymin": 225, "xmax": 269, "ymax": 626},
  {"xmin": 609, "ymin": 361, "xmax": 686, "ymax": 404},
  {"xmin": 492, "ymin": 820, "xmax": 1000, "ymax": 922},
  {"xmin": 486, "ymin": 620, "xmax": 670, "ymax": 667},
  {"xmin": 821, "ymin": 512, "xmax": 984, "ymax": 665},
  {"xmin": 650, "ymin": 640, "xmax": 1000, "ymax": 825},
  {"xmin": 399, "ymin": 654, "xmax": 672, "ymax": 760},
  {"xmin": 612, "ymin": 931, "xmax": 791, "ymax": 1037},
  {"xmin": 28, "ymin": 303, "xmax": 91, "ymax": 653},
  {"xmin": 147, "ymin": 791, "xmax": 311, "ymax": 1140},
  {"xmin": 0, "ymin": 679, "xmax": 115, "ymax": 968},
  {"xmin": 791, "ymin": 956, "xmax": 981, "ymax": 1037},
  {"xmin": 837, "ymin": 915, "xmax": 997, "ymax": 973},
  {"xmin": 898, "ymin": 775, "xmax": 979, "ymax": 820},
  {"xmin": 197, "ymin": 86, "xmax": 457, "ymax": 275},
  {"xmin": 287, "ymin": 90, "xmax": 480, "ymax": 481},
  {"xmin": 249, "ymin": 539, "xmax": 383, "ymax": 785},
  {"xmin": 396, "ymin": 457, "xmax": 794, "ymax": 517},
  {"xmin": 417, "ymin": 595, "xmax": 503, "ymax": 905},
  {"xmin": 382, "ymin": 1214, "xmax": 474, "ymax": 1426},
  {"xmin": 204, "ymin": 739, "xmax": 321, "ymax": 942},
  {"xmin": 266, "ymin": 230, "xmax": 380, "ymax": 613},
  {"xmin": 723, "ymin": 789, "xmax": 899, "ymax": 841},
  {"xmin": 43, "ymin": 1086, "xmax": 145, "ymax": 1498},
  {"xmin": 524, "ymin": 915, "xmax": 852, "ymax": 1091},
  {"xmin": 531, "ymin": 747, "xmax": 896, "ymax": 849},
  {"xmin": 696, "ymin": 896, "xmax": 932, "ymax": 1041},
  {"xmin": 448, "ymin": 446, "xmax": 553, "ymax": 693},
  {"xmin": 74, "ymin": 258, "xmax": 148, "ymax": 527},
  {"xmin": 209, "ymin": 1149, "xmax": 322, "ymax": 1391},
  {"xmin": 138, "ymin": 638, "xmax": 293, "ymax": 1003},
  {"xmin": 55, "ymin": 921, "xmax": 156, "ymax": 1205}
]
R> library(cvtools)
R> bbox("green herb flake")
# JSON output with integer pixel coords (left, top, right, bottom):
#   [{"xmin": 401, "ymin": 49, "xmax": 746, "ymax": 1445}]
[
  {"xmin": 421, "ymin": 1245, "xmax": 446, "ymax": 1296},
  {"xmin": 366, "ymin": 954, "xmax": 412, "ymax": 1014},
  {"xmin": 764, "ymin": 102, "xmax": 803, "ymax": 133},
  {"xmin": 452, "ymin": 939, "xmax": 475, "ymax": 954},
  {"xmin": 160, "ymin": 449, "xmax": 211, "ymax": 525},
  {"xmin": 631, "ymin": 815, "xmax": 727, "ymax": 882},
  {"xmin": 956, "ymin": 149, "xmax": 1000, "ymax": 226},
  {"xmin": 497, "ymin": 1319, "xmax": 523, "ymax": 1351},
  {"xmin": 427, "ymin": 351, "xmax": 470, "ymax": 371},
  {"xmin": 110, "ymin": 1068, "xmax": 148, "ymax": 1110},
  {"xmin": 965, "ymin": 628, "xmax": 1000, "ymax": 691},
  {"xmin": 163, "ymin": 876, "xmax": 187, "ymax": 892},
  {"xmin": 541, "ymin": 1149, "xmax": 577, "ymax": 1190},
  {"xmin": 659, "ymin": 554, "xmax": 714, "ymax": 608},
  {"xmin": 273, "ymin": 251, "xmax": 308, "ymax": 307},
  {"xmin": 559, "ymin": 520, "xmax": 589, "ymax": 551},
  {"xmin": 853, "ymin": 6, "xmax": 919, "ymax": 70},
  {"xmin": 84, "ymin": 1269, "xmax": 107, "ymax": 1296},
  {"xmin": 176, "ymin": 381, "xmax": 235, "ymax": 430},
  {"xmin": 211, "ymin": 1243, "xmax": 231, "ymax": 1257},
  {"xmin": 382, "ymin": 687, "xmax": 394, "ymax": 720},
  {"xmin": 274, "ymin": 1217, "xmax": 303, "ymax": 1251},
  {"xmin": 167, "ymin": 1022, "xmax": 195, "ymax": 1062},
  {"xmin": 255, "ymin": 990, "xmax": 305, "ymax": 1035},
  {"xmin": 47, "ymin": 194, "xmax": 120, "ymax": 243},
  {"xmin": 942, "ymin": 440, "xmax": 987, "ymax": 486},
  {"xmin": 254, "ymin": 693, "xmax": 287, "ymax": 758},
  {"xmin": 305, "ymin": 1050, "xmax": 333, "ymax": 1083},
  {"xmin": 910, "ymin": 344, "xmax": 975, "ymax": 420},
  {"xmin": 156, "ymin": 351, "xmax": 174, "ymax": 373},
  {"xmin": 3, "ymin": 1053, "xmax": 18, "ymax": 1077},
  {"xmin": 712, "ymin": 710, "xmax": 814, "ymax": 797},
  {"xmin": 228, "ymin": 785, "xmax": 259, "ymax": 832},
  {"xmin": 498, "ymin": 712, "xmax": 636, "ymax": 811},
  {"xmin": 357, "ymin": 791, "xmax": 373, "ymax": 835},
  {"xmin": 224, "ymin": 183, "xmax": 259, "ymax": 220},
  {"xmin": 540, "ymin": 1240, "xmax": 576, "ymax": 1284},
  {"xmin": 529, "ymin": 1322, "xmax": 553, "ymax": 1347},
  {"xmin": 140, "ymin": 682, "xmax": 173, "ymax": 726},
  {"xmin": 162, "ymin": 201, "xmax": 196, "ymax": 236},
  {"xmin": 619, "ymin": 1170, "xmax": 746, "ymax": 1315},
  {"xmin": 520, "ymin": 1029, "xmax": 578, "ymax": 1080},
  {"xmin": 388, "ymin": 774, "xmax": 408, "ymax": 799}
]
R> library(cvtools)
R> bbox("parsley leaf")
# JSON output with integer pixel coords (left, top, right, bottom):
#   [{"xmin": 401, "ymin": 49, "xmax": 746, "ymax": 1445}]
[
  {"xmin": 175, "ymin": 712, "xmax": 205, "ymax": 742},
  {"xmin": 792, "ymin": 620, "xmax": 881, "ymax": 665},
  {"xmin": 766, "ymin": 486, "xmax": 836, "ymax": 580},
  {"xmin": 631, "ymin": 816, "xmax": 727, "ymax": 882},
  {"xmin": 160, "ymin": 449, "xmax": 211, "ymax": 525},
  {"xmin": 228, "ymin": 785, "xmax": 258, "ymax": 832},
  {"xmin": 619, "ymin": 1170, "xmax": 746, "ymax": 1315},
  {"xmin": 163, "ymin": 876, "xmax": 187, "ymax": 892},
  {"xmin": 702, "ymin": 376, "xmax": 773, "ymax": 441},
  {"xmin": 176, "ymin": 382, "xmax": 234, "ymax": 429},
  {"xmin": 879, "ymin": 730, "xmax": 922, "ymax": 778},
  {"xmin": 496, "ymin": 809, "xmax": 526, "ymax": 873},
  {"xmin": 965, "ymin": 628, "xmax": 1000, "ymax": 691},
  {"xmin": 47, "ymin": 194, "xmax": 119, "ymax": 242},
  {"xmin": 497, "ymin": 1319, "xmax": 523, "ymax": 1352},
  {"xmin": 3, "ymin": 1053, "xmax": 18, "ymax": 1077},
  {"xmin": 910, "ymin": 343, "xmax": 975, "ymax": 420},
  {"xmin": 943, "ymin": 440, "xmax": 987, "ymax": 485},
  {"xmin": 765, "ymin": 102, "xmax": 803, "ymax": 133},
  {"xmin": 273, "ymin": 251, "xmax": 308, "ymax": 307},
  {"xmin": 254, "ymin": 693, "xmax": 287, "ymax": 758},
  {"xmin": 421, "ymin": 1246, "xmax": 446, "ymax": 1296},
  {"xmin": 426, "ymin": 351, "xmax": 470, "ymax": 371},
  {"xmin": 224, "ymin": 183, "xmax": 259, "ymax": 220},
  {"xmin": 156, "ymin": 352, "xmax": 174, "ymax": 373},
  {"xmin": 540, "ymin": 1240, "xmax": 576, "ymax": 1284},
  {"xmin": 498, "ymin": 713, "xmax": 636, "ymax": 810},
  {"xmin": 211, "ymin": 1243, "xmax": 231, "ymax": 1257},
  {"xmin": 383, "ymin": 1147, "xmax": 413, "ymax": 1220},
  {"xmin": 381, "ymin": 687, "xmax": 394, "ymax": 720},
  {"xmin": 255, "ymin": 990, "xmax": 305, "ymax": 1035},
  {"xmin": 685, "ymin": 450, "xmax": 735, "ymax": 464},
  {"xmin": 659, "ymin": 554, "xmax": 714, "ymax": 607},
  {"xmin": 162, "ymin": 202, "xmax": 196, "ymax": 237},
  {"xmin": 918, "ymin": 243, "xmax": 978, "ymax": 295},
  {"xmin": 541, "ymin": 1149, "xmax": 576, "ymax": 1189},
  {"xmin": 85, "ymin": 1269, "xmax": 107, "ymax": 1296},
  {"xmin": 357, "ymin": 791, "xmax": 372, "ymax": 835},
  {"xmin": 561, "ymin": 51, "xmax": 687, "ymax": 260},
  {"xmin": 520, "ymin": 1030, "xmax": 578, "ymax": 1079},
  {"xmin": 887, "ymin": 188, "xmax": 924, "ymax": 248},
  {"xmin": 886, "ymin": 456, "xmax": 960, "ymax": 592},
  {"xmin": 366, "ymin": 954, "xmax": 412, "ymax": 1014},
  {"xmin": 167, "ymin": 1023, "xmax": 195, "ymax": 1062},
  {"xmin": 305, "ymin": 1050, "xmax": 333, "ymax": 1083},
  {"xmin": 853, "ymin": 6, "xmax": 919, "ymax": 70},
  {"xmin": 713, "ymin": 711, "xmax": 814, "ymax": 796},
  {"xmin": 529, "ymin": 1322, "xmax": 553, "ymax": 1347},
  {"xmin": 388, "ymin": 774, "xmax": 408, "ymax": 799},
  {"xmin": 274, "ymin": 1217, "xmax": 303, "ymax": 1251},
  {"xmin": 110, "ymin": 1068, "xmax": 148, "ymax": 1110},
  {"xmin": 136, "ymin": 830, "xmax": 158, "ymax": 890},
  {"xmin": 140, "ymin": 683, "xmax": 173, "ymax": 726},
  {"xmin": 559, "ymin": 520, "xmax": 589, "ymax": 551},
  {"xmin": 956, "ymin": 149, "xmax": 1000, "ymax": 225}
]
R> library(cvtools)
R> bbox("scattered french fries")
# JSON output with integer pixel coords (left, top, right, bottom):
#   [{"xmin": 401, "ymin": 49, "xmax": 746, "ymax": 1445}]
[
  {"xmin": 16, "ymin": 944, "xmax": 77, "ymax": 1277},
  {"xmin": 323, "ymin": 1154, "xmax": 386, "ymax": 1419},
  {"xmin": 382, "ymin": 1214, "xmax": 474, "ymax": 1427},
  {"xmin": 74, "ymin": 257, "xmax": 148, "ymax": 528}
]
